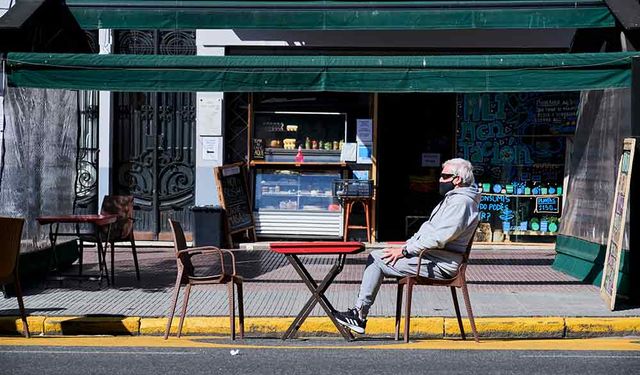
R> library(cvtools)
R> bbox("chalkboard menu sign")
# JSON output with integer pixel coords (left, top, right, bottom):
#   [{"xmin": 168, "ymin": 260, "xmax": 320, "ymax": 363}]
[
  {"xmin": 214, "ymin": 162, "xmax": 256, "ymax": 246},
  {"xmin": 535, "ymin": 197, "xmax": 560, "ymax": 214},
  {"xmin": 601, "ymin": 138, "xmax": 636, "ymax": 311}
]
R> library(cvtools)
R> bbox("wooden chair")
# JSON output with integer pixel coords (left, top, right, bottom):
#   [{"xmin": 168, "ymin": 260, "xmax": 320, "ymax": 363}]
[
  {"xmin": 0, "ymin": 217, "xmax": 30, "ymax": 338},
  {"xmin": 395, "ymin": 224, "xmax": 480, "ymax": 343},
  {"xmin": 79, "ymin": 195, "xmax": 140, "ymax": 284},
  {"xmin": 165, "ymin": 219, "xmax": 244, "ymax": 340}
]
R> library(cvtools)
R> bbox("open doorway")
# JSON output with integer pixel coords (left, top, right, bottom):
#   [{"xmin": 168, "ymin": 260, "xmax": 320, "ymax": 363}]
[{"xmin": 376, "ymin": 93, "xmax": 456, "ymax": 241}]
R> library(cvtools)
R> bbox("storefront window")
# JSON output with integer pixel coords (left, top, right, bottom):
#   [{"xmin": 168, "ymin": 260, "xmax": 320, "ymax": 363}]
[{"xmin": 456, "ymin": 93, "xmax": 579, "ymax": 243}]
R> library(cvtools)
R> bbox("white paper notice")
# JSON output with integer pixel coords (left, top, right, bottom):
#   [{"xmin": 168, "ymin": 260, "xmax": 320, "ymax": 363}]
[
  {"xmin": 340, "ymin": 142, "xmax": 357, "ymax": 162},
  {"xmin": 198, "ymin": 95, "xmax": 222, "ymax": 135},
  {"xmin": 356, "ymin": 119, "xmax": 373, "ymax": 143},
  {"xmin": 421, "ymin": 153, "xmax": 441, "ymax": 167},
  {"xmin": 202, "ymin": 137, "xmax": 220, "ymax": 162}
]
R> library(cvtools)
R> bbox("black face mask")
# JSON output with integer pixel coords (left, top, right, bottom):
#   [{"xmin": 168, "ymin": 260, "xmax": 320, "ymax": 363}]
[{"xmin": 439, "ymin": 181, "xmax": 455, "ymax": 196}]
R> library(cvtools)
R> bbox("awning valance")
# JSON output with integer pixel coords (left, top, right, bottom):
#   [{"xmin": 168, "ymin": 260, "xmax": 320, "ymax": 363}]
[
  {"xmin": 5, "ymin": 52, "xmax": 636, "ymax": 92},
  {"xmin": 66, "ymin": 0, "xmax": 616, "ymax": 30}
]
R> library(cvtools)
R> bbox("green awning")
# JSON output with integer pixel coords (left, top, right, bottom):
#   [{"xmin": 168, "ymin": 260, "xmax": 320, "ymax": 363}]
[
  {"xmin": 5, "ymin": 52, "xmax": 636, "ymax": 92},
  {"xmin": 66, "ymin": 0, "xmax": 616, "ymax": 30}
]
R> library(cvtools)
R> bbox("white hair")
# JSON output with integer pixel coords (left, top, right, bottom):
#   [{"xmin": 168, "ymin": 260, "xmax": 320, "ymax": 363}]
[{"xmin": 443, "ymin": 158, "xmax": 475, "ymax": 186}]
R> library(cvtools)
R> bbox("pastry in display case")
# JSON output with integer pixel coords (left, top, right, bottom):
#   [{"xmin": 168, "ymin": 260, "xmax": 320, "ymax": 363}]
[{"xmin": 253, "ymin": 111, "xmax": 347, "ymax": 162}]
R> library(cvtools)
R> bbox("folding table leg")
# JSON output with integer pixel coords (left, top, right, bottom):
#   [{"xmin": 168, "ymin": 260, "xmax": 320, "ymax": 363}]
[{"xmin": 283, "ymin": 254, "xmax": 354, "ymax": 341}]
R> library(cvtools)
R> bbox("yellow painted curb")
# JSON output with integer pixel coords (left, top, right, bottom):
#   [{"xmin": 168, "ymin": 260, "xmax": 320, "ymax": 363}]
[
  {"xmin": 44, "ymin": 316, "xmax": 140, "ymax": 336},
  {"xmin": 565, "ymin": 317, "xmax": 640, "ymax": 337},
  {"xmin": 1, "ymin": 316, "xmax": 638, "ymax": 338},
  {"xmin": 0, "ymin": 316, "xmax": 45, "ymax": 336},
  {"xmin": 141, "ymin": 316, "xmax": 444, "ymax": 337},
  {"xmin": 444, "ymin": 317, "xmax": 565, "ymax": 338},
  {"xmin": 141, "ymin": 317, "xmax": 252, "ymax": 336},
  {"xmin": 382, "ymin": 317, "xmax": 444, "ymax": 338}
]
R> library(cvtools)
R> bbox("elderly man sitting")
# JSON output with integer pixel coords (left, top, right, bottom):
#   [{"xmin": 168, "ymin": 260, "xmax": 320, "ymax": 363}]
[{"xmin": 335, "ymin": 158, "xmax": 480, "ymax": 334}]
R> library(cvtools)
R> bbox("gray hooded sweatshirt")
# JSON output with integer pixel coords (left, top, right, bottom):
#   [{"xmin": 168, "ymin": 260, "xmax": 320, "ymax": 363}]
[{"xmin": 404, "ymin": 185, "xmax": 481, "ymax": 276}]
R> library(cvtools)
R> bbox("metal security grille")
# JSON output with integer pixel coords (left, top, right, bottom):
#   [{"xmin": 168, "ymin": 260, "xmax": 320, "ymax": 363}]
[
  {"xmin": 113, "ymin": 30, "xmax": 196, "ymax": 239},
  {"xmin": 74, "ymin": 30, "xmax": 100, "ymax": 217},
  {"xmin": 74, "ymin": 90, "xmax": 99, "ymax": 216},
  {"xmin": 224, "ymin": 93, "xmax": 249, "ymax": 163}
]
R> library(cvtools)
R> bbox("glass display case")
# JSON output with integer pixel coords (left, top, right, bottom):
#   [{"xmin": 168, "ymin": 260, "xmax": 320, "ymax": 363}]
[{"xmin": 253, "ymin": 168, "xmax": 345, "ymax": 238}]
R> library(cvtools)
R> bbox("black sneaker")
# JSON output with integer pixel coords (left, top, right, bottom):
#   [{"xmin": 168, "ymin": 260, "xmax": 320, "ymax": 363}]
[{"xmin": 334, "ymin": 308, "xmax": 367, "ymax": 334}]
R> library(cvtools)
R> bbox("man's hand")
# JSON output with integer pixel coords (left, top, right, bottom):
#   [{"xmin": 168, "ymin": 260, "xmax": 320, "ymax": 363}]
[{"xmin": 381, "ymin": 247, "xmax": 405, "ymax": 266}]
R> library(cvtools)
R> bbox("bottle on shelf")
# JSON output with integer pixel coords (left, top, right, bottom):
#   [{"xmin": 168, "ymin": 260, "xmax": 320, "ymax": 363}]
[{"xmin": 295, "ymin": 146, "xmax": 304, "ymax": 163}]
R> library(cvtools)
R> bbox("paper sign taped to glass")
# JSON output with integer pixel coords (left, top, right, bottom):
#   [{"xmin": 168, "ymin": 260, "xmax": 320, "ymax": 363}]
[
  {"xmin": 340, "ymin": 142, "xmax": 357, "ymax": 162},
  {"xmin": 357, "ymin": 144, "xmax": 373, "ymax": 164}
]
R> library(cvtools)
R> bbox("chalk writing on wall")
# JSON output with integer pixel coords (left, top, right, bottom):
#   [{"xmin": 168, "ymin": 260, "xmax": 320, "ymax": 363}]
[{"xmin": 457, "ymin": 92, "xmax": 578, "ymax": 228}]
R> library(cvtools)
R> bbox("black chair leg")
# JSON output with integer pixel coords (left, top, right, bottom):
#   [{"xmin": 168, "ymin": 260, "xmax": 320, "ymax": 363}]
[
  {"xmin": 395, "ymin": 282, "xmax": 404, "ymax": 341},
  {"xmin": 14, "ymin": 274, "xmax": 30, "ymax": 338},
  {"xmin": 78, "ymin": 239, "xmax": 84, "ymax": 277},
  {"xmin": 130, "ymin": 239, "xmax": 140, "ymax": 281},
  {"xmin": 164, "ymin": 270, "xmax": 182, "ymax": 339},
  {"xmin": 461, "ymin": 281, "xmax": 479, "ymax": 342},
  {"xmin": 236, "ymin": 279, "xmax": 244, "ymax": 339},
  {"xmin": 451, "ymin": 287, "xmax": 466, "ymax": 340},
  {"xmin": 177, "ymin": 283, "xmax": 192, "ymax": 338}
]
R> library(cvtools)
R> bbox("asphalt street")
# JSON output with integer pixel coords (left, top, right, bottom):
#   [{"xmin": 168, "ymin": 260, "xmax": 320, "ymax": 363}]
[{"xmin": 1, "ymin": 337, "xmax": 639, "ymax": 375}]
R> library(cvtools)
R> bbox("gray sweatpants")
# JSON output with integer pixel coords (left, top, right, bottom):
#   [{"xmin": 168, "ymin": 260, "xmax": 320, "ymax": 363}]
[{"xmin": 354, "ymin": 249, "xmax": 449, "ymax": 318}]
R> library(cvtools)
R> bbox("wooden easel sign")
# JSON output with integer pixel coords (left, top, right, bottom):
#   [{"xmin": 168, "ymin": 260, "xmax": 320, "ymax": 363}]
[
  {"xmin": 601, "ymin": 138, "xmax": 636, "ymax": 310},
  {"xmin": 214, "ymin": 162, "xmax": 257, "ymax": 248}
]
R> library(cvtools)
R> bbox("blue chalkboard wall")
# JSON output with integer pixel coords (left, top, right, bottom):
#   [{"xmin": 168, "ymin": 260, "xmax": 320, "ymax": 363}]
[{"xmin": 456, "ymin": 92, "xmax": 579, "ymax": 237}]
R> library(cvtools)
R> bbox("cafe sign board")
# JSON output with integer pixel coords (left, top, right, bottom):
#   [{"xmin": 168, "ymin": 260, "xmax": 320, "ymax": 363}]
[
  {"xmin": 214, "ymin": 162, "xmax": 256, "ymax": 247},
  {"xmin": 601, "ymin": 138, "xmax": 636, "ymax": 310}
]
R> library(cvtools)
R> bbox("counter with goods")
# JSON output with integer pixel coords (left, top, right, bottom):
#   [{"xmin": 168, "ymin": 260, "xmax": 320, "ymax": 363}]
[{"xmin": 250, "ymin": 111, "xmax": 349, "ymax": 238}]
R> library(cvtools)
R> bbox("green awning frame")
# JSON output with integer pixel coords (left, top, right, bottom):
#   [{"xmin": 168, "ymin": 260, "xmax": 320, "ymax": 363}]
[
  {"xmin": 66, "ymin": 0, "xmax": 616, "ymax": 30},
  {"xmin": 5, "ymin": 52, "xmax": 637, "ymax": 93}
]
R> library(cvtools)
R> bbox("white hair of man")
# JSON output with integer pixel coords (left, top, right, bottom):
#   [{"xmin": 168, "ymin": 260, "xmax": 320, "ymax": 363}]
[{"xmin": 443, "ymin": 158, "xmax": 475, "ymax": 186}]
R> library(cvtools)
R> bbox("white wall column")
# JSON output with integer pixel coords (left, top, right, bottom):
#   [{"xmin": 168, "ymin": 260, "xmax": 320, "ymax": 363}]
[
  {"xmin": 195, "ymin": 31, "xmax": 225, "ymax": 206},
  {"xmin": 97, "ymin": 29, "xmax": 113, "ymax": 208}
]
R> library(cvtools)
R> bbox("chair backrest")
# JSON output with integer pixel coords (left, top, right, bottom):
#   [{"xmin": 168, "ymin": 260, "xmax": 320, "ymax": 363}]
[
  {"xmin": 100, "ymin": 195, "xmax": 134, "ymax": 240},
  {"xmin": 168, "ymin": 219, "xmax": 188, "ymax": 253},
  {"xmin": 0, "ymin": 217, "xmax": 25, "ymax": 282},
  {"xmin": 457, "ymin": 220, "xmax": 481, "ymax": 273},
  {"xmin": 168, "ymin": 219, "xmax": 195, "ymax": 276}
]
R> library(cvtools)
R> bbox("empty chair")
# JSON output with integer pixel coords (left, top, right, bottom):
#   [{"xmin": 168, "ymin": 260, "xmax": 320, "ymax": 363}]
[
  {"xmin": 395, "ymin": 227, "xmax": 479, "ymax": 343},
  {"xmin": 165, "ymin": 219, "xmax": 244, "ymax": 340},
  {"xmin": 79, "ymin": 195, "xmax": 140, "ymax": 284},
  {"xmin": 0, "ymin": 217, "xmax": 30, "ymax": 338}
]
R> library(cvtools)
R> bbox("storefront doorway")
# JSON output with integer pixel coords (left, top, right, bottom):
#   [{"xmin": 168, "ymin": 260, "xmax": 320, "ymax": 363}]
[
  {"xmin": 376, "ymin": 93, "xmax": 457, "ymax": 241},
  {"xmin": 111, "ymin": 30, "xmax": 197, "ymax": 240}
]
